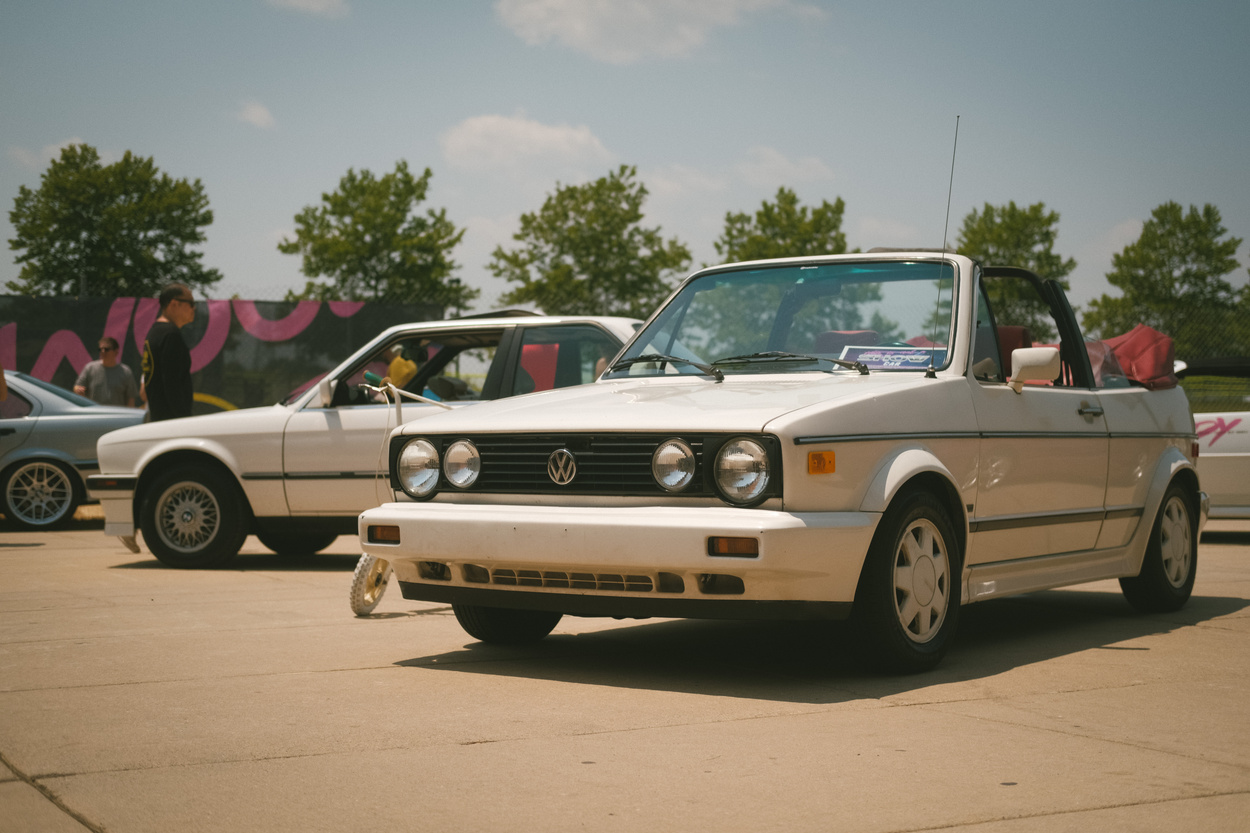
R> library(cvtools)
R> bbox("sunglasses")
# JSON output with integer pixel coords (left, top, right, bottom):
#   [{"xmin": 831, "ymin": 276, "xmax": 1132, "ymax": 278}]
[{"xmin": 99, "ymin": 346, "xmax": 117, "ymax": 353}]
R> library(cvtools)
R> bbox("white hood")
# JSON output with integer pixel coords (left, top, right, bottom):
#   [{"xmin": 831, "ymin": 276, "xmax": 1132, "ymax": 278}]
[{"xmin": 396, "ymin": 372, "xmax": 923, "ymax": 435}]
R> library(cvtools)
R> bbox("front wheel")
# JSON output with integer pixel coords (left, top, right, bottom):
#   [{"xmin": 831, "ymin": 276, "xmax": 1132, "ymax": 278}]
[
  {"xmin": 349, "ymin": 555, "xmax": 392, "ymax": 615},
  {"xmin": 140, "ymin": 466, "xmax": 249, "ymax": 568},
  {"xmin": 1120, "ymin": 482, "xmax": 1197, "ymax": 613},
  {"xmin": 3, "ymin": 460, "xmax": 80, "ymax": 529},
  {"xmin": 453, "ymin": 604, "xmax": 562, "ymax": 644},
  {"xmin": 850, "ymin": 490, "xmax": 960, "ymax": 673}
]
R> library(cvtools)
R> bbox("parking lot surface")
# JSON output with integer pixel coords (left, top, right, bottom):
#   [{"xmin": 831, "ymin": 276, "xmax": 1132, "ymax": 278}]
[{"xmin": 2, "ymin": 513, "xmax": 1249, "ymax": 832}]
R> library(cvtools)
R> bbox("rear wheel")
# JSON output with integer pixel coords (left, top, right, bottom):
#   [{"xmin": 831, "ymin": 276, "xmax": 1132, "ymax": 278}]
[
  {"xmin": 850, "ymin": 490, "xmax": 960, "ymax": 673},
  {"xmin": 3, "ymin": 460, "xmax": 80, "ymax": 529},
  {"xmin": 140, "ymin": 466, "xmax": 249, "ymax": 568},
  {"xmin": 453, "ymin": 604, "xmax": 562, "ymax": 644},
  {"xmin": 257, "ymin": 531, "xmax": 340, "ymax": 556},
  {"xmin": 349, "ymin": 555, "xmax": 392, "ymax": 615},
  {"xmin": 1120, "ymin": 481, "xmax": 1197, "ymax": 613}
]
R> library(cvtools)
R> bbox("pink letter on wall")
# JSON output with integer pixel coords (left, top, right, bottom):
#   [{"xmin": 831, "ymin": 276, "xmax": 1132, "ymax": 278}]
[{"xmin": 232, "ymin": 300, "xmax": 321, "ymax": 342}]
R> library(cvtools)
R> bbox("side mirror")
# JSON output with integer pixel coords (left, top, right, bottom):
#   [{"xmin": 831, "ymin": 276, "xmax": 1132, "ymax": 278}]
[
  {"xmin": 1009, "ymin": 347, "xmax": 1061, "ymax": 394},
  {"xmin": 318, "ymin": 378, "xmax": 337, "ymax": 408}
]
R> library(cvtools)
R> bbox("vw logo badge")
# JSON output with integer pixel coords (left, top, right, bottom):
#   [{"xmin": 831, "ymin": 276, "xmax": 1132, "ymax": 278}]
[{"xmin": 547, "ymin": 448, "xmax": 577, "ymax": 485}]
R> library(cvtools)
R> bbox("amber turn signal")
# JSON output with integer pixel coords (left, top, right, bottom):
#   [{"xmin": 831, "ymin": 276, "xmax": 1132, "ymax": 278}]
[
  {"xmin": 807, "ymin": 451, "xmax": 835, "ymax": 474},
  {"xmin": 707, "ymin": 536, "xmax": 759, "ymax": 557},
  {"xmin": 368, "ymin": 525, "xmax": 401, "ymax": 544}
]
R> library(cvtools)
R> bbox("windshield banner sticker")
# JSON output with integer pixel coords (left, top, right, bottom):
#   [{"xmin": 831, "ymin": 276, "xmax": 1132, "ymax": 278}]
[{"xmin": 841, "ymin": 346, "xmax": 947, "ymax": 369}]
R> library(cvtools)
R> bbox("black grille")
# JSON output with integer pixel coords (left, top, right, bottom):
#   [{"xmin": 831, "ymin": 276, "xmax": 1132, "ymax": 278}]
[{"xmin": 389, "ymin": 432, "xmax": 782, "ymax": 499}]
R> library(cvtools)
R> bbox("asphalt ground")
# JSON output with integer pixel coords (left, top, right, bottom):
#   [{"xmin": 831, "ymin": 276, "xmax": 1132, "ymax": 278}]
[{"xmin": 1, "ymin": 509, "xmax": 1248, "ymax": 833}]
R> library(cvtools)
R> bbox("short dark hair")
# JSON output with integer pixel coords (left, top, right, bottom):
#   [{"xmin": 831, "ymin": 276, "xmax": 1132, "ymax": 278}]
[
  {"xmin": 159, "ymin": 283, "xmax": 193, "ymax": 309},
  {"xmin": 99, "ymin": 336, "xmax": 120, "ymax": 350}
]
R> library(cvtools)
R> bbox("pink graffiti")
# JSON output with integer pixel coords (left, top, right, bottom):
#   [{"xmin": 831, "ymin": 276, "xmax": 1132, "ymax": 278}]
[
  {"xmin": 232, "ymin": 300, "xmax": 321, "ymax": 342},
  {"xmin": 328, "ymin": 301, "xmax": 365, "ymax": 318},
  {"xmin": 1197, "ymin": 416, "xmax": 1243, "ymax": 447},
  {"xmin": 104, "ymin": 298, "xmax": 137, "ymax": 347},
  {"xmin": 189, "ymin": 300, "xmax": 232, "ymax": 373},
  {"xmin": 131, "ymin": 298, "xmax": 161, "ymax": 355},
  {"xmin": 31, "ymin": 331, "xmax": 94, "ymax": 380}
]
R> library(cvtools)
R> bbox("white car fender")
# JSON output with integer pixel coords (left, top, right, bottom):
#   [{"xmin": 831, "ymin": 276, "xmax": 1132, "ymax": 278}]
[
  {"xmin": 857, "ymin": 444, "xmax": 964, "ymax": 524},
  {"xmin": 1120, "ymin": 446, "xmax": 1203, "ymax": 576}
]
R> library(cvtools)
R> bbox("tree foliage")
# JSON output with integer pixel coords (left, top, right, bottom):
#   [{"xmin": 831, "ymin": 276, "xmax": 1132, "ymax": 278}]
[
  {"xmin": 1082, "ymin": 202, "xmax": 1247, "ymax": 357},
  {"xmin": 490, "ymin": 165, "xmax": 691, "ymax": 318},
  {"xmin": 714, "ymin": 187, "xmax": 847, "ymax": 262},
  {"xmin": 7, "ymin": 143, "xmax": 221, "ymax": 297},
  {"xmin": 279, "ymin": 161, "xmax": 473, "ymax": 310},
  {"xmin": 957, "ymin": 201, "xmax": 1076, "ymax": 342}
]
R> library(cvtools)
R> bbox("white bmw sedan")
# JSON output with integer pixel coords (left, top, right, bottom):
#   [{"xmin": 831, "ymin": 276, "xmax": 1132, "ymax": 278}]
[{"xmin": 88, "ymin": 313, "xmax": 638, "ymax": 567}]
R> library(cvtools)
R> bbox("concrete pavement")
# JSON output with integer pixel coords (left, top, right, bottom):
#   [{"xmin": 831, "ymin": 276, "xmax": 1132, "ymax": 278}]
[{"xmin": 1, "ymin": 514, "xmax": 1248, "ymax": 832}]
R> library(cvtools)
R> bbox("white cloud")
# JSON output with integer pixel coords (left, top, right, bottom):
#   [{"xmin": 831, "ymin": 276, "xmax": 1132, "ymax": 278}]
[
  {"xmin": 267, "ymin": 0, "xmax": 350, "ymax": 19},
  {"xmin": 236, "ymin": 101, "xmax": 277, "ymax": 130},
  {"xmin": 8, "ymin": 137, "xmax": 89, "ymax": 169},
  {"xmin": 440, "ymin": 114, "xmax": 612, "ymax": 175},
  {"xmin": 495, "ymin": 0, "xmax": 824, "ymax": 64},
  {"xmin": 645, "ymin": 163, "xmax": 728, "ymax": 198},
  {"xmin": 856, "ymin": 216, "xmax": 922, "ymax": 250},
  {"xmin": 733, "ymin": 146, "xmax": 833, "ymax": 189}
]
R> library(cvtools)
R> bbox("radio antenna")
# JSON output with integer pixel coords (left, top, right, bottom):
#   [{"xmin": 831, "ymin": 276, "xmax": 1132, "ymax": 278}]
[{"xmin": 926, "ymin": 115, "xmax": 960, "ymax": 379}]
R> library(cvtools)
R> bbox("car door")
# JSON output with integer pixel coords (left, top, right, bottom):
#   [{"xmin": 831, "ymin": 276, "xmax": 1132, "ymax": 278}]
[
  {"xmin": 282, "ymin": 328, "xmax": 506, "ymax": 514},
  {"xmin": 966, "ymin": 272, "xmax": 1110, "ymax": 563},
  {"xmin": 0, "ymin": 383, "xmax": 40, "ymax": 465}
]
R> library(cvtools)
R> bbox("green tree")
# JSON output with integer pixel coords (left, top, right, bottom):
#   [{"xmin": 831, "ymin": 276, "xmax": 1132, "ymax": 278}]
[
  {"xmin": 490, "ymin": 165, "xmax": 690, "ymax": 317},
  {"xmin": 957, "ymin": 201, "xmax": 1076, "ymax": 341},
  {"xmin": 713, "ymin": 187, "xmax": 847, "ymax": 262},
  {"xmin": 7, "ymin": 143, "xmax": 221, "ymax": 297},
  {"xmin": 1082, "ymin": 202, "xmax": 1247, "ymax": 358},
  {"xmin": 279, "ymin": 161, "xmax": 473, "ymax": 310}
]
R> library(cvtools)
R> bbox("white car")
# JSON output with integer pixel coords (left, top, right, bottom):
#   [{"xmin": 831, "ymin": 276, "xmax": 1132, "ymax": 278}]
[
  {"xmin": 88, "ymin": 313, "xmax": 638, "ymax": 567},
  {"xmin": 359, "ymin": 252, "xmax": 1206, "ymax": 672},
  {"xmin": 1176, "ymin": 358, "xmax": 1250, "ymax": 519}
]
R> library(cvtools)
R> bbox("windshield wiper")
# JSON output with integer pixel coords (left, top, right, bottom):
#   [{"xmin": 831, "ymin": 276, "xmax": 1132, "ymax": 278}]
[
  {"xmin": 607, "ymin": 353, "xmax": 724, "ymax": 382},
  {"xmin": 712, "ymin": 351, "xmax": 869, "ymax": 375}
]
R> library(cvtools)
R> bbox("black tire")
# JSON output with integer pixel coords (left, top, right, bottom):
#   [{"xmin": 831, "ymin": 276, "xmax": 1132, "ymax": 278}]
[
  {"xmin": 850, "ymin": 490, "xmax": 960, "ymax": 673},
  {"xmin": 2, "ymin": 459, "xmax": 80, "ymax": 530},
  {"xmin": 1119, "ymin": 481, "xmax": 1197, "ymax": 613},
  {"xmin": 140, "ymin": 466, "xmax": 249, "ymax": 568},
  {"xmin": 257, "ymin": 530, "xmax": 340, "ymax": 556},
  {"xmin": 453, "ymin": 604, "xmax": 562, "ymax": 644}
]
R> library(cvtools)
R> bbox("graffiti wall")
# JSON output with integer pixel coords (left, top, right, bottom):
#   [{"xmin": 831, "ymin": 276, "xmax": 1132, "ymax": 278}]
[{"xmin": 0, "ymin": 296, "xmax": 442, "ymax": 414}]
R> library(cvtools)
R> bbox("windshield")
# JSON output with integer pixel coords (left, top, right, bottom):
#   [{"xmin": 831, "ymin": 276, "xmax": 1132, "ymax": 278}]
[{"xmin": 607, "ymin": 259, "xmax": 957, "ymax": 377}]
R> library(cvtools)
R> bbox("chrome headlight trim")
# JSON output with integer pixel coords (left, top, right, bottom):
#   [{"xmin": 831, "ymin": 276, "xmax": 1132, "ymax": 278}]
[
  {"xmin": 397, "ymin": 439, "xmax": 440, "ymax": 498},
  {"xmin": 651, "ymin": 438, "xmax": 696, "ymax": 492},
  {"xmin": 714, "ymin": 437, "xmax": 770, "ymax": 504},
  {"xmin": 443, "ymin": 439, "xmax": 481, "ymax": 489}
]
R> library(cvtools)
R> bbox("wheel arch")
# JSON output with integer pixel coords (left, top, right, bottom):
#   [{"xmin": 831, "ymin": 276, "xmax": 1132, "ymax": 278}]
[
  {"xmin": 133, "ymin": 449, "xmax": 253, "ymax": 530},
  {"xmin": 1123, "ymin": 448, "xmax": 1202, "ymax": 577},
  {"xmin": 859, "ymin": 447, "xmax": 968, "ymax": 560}
]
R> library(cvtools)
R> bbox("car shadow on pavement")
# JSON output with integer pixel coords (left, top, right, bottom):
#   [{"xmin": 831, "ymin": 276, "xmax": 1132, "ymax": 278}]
[
  {"xmin": 394, "ymin": 589, "xmax": 1248, "ymax": 704},
  {"xmin": 110, "ymin": 552, "xmax": 364, "ymax": 572},
  {"xmin": 1202, "ymin": 530, "xmax": 1250, "ymax": 545}
]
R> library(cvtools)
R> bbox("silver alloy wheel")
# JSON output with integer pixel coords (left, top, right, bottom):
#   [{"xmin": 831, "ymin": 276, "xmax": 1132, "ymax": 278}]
[
  {"xmin": 154, "ymin": 480, "xmax": 222, "ymax": 554},
  {"xmin": 892, "ymin": 517, "xmax": 951, "ymax": 644},
  {"xmin": 6, "ymin": 461, "xmax": 74, "ymax": 526},
  {"xmin": 1158, "ymin": 494, "xmax": 1193, "ymax": 588}
]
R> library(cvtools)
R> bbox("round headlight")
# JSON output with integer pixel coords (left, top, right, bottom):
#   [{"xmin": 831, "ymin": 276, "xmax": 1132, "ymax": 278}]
[
  {"xmin": 715, "ymin": 438, "xmax": 770, "ymax": 504},
  {"xmin": 652, "ymin": 439, "xmax": 696, "ymax": 492},
  {"xmin": 397, "ymin": 439, "xmax": 440, "ymax": 497},
  {"xmin": 443, "ymin": 440, "xmax": 481, "ymax": 489}
]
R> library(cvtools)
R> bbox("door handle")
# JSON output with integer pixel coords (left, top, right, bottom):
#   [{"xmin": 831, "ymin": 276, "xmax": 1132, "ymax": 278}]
[
  {"xmin": 0, "ymin": 427, "xmax": 15, "ymax": 436},
  {"xmin": 1077, "ymin": 404, "xmax": 1104, "ymax": 417}
]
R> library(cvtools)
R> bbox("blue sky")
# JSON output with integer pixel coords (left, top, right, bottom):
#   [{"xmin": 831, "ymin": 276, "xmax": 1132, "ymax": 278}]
[{"xmin": 3, "ymin": 0, "xmax": 1247, "ymax": 313}]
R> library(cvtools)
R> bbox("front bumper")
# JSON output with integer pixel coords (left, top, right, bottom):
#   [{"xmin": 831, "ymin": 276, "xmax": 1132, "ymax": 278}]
[
  {"xmin": 358, "ymin": 502, "xmax": 882, "ymax": 620},
  {"xmin": 85, "ymin": 475, "xmax": 137, "ymax": 538}
]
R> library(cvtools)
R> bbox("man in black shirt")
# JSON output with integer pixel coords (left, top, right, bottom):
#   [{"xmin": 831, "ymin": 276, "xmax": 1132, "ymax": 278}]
[{"xmin": 142, "ymin": 283, "xmax": 196, "ymax": 421}]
